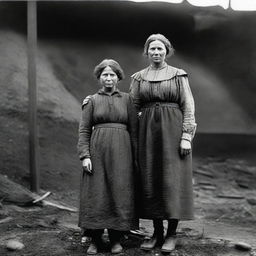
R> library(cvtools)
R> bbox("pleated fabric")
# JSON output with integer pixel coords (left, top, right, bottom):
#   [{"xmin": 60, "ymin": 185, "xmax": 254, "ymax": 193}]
[
  {"xmin": 130, "ymin": 64, "xmax": 196, "ymax": 220},
  {"xmin": 137, "ymin": 105, "xmax": 194, "ymax": 219},
  {"xmin": 78, "ymin": 89, "xmax": 138, "ymax": 230}
]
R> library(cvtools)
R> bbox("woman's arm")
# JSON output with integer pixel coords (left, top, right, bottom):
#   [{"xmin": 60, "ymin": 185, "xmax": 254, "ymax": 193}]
[
  {"xmin": 129, "ymin": 75, "xmax": 141, "ymax": 112},
  {"xmin": 178, "ymin": 74, "xmax": 197, "ymax": 143},
  {"xmin": 77, "ymin": 98, "xmax": 93, "ymax": 160}
]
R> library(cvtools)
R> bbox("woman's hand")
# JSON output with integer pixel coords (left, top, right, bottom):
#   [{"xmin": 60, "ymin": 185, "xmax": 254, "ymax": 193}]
[
  {"xmin": 82, "ymin": 158, "xmax": 93, "ymax": 174},
  {"xmin": 179, "ymin": 139, "xmax": 191, "ymax": 157}
]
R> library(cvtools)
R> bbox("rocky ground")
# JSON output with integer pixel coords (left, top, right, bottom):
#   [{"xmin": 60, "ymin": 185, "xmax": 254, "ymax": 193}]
[{"xmin": 1, "ymin": 156, "xmax": 256, "ymax": 256}]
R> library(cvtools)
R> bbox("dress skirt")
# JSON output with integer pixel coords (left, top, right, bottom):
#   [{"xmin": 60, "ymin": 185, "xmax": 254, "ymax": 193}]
[
  {"xmin": 138, "ymin": 104, "xmax": 194, "ymax": 220},
  {"xmin": 78, "ymin": 123, "xmax": 138, "ymax": 230}
]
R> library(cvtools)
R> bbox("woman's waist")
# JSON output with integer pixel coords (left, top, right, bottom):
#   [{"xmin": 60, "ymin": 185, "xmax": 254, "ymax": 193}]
[
  {"xmin": 93, "ymin": 122, "xmax": 127, "ymax": 130},
  {"xmin": 142, "ymin": 102, "xmax": 180, "ymax": 109}
]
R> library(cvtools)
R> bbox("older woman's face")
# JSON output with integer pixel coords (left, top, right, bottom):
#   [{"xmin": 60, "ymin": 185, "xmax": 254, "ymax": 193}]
[
  {"xmin": 148, "ymin": 40, "xmax": 167, "ymax": 64},
  {"xmin": 100, "ymin": 66, "xmax": 118, "ymax": 89}
]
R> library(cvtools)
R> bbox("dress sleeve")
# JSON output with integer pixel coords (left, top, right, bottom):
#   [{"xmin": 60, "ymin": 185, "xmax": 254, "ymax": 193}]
[
  {"xmin": 77, "ymin": 99, "xmax": 93, "ymax": 160},
  {"xmin": 178, "ymin": 74, "xmax": 197, "ymax": 142},
  {"xmin": 129, "ymin": 74, "xmax": 141, "ymax": 112},
  {"xmin": 127, "ymin": 96, "xmax": 138, "ymax": 162}
]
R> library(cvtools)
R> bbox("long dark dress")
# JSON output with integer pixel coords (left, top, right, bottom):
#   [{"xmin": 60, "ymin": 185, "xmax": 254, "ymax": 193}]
[
  {"xmin": 129, "ymin": 63, "xmax": 196, "ymax": 220},
  {"xmin": 77, "ymin": 88, "xmax": 138, "ymax": 231}
]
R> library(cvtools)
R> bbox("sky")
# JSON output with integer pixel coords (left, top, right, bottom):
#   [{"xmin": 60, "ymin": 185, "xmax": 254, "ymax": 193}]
[{"xmin": 130, "ymin": 0, "xmax": 256, "ymax": 10}]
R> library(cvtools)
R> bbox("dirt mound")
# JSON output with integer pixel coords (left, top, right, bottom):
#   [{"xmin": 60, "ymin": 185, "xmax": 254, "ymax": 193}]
[
  {"xmin": 0, "ymin": 30, "xmax": 80, "ymax": 122},
  {"xmin": 0, "ymin": 31, "xmax": 81, "ymax": 200}
]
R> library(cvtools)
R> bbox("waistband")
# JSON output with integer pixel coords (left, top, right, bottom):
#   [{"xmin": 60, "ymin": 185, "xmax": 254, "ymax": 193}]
[
  {"xmin": 142, "ymin": 102, "xmax": 180, "ymax": 108},
  {"xmin": 94, "ymin": 123, "xmax": 127, "ymax": 130}
]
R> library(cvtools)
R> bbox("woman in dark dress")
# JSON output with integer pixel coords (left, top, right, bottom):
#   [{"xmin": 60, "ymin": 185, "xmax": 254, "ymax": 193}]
[
  {"xmin": 129, "ymin": 34, "xmax": 197, "ymax": 252},
  {"xmin": 77, "ymin": 59, "xmax": 138, "ymax": 254}
]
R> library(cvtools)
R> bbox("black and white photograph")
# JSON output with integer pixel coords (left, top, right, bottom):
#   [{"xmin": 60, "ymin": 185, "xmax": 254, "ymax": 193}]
[{"xmin": 0, "ymin": 0, "xmax": 256, "ymax": 255}]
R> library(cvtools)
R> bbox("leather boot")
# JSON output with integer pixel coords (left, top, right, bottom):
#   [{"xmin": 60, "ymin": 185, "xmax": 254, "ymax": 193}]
[
  {"xmin": 87, "ymin": 229, "xmax": 104, "ymax": 254},
  {"xmin": 161, "ymin": 219, "xmax": 178, "ymax": 252},
  {"xmin": 87, "ymin": 242, "xmax": 98, "ymax": 255},
  {"xmin": 108, "ymin": 229, "xmax": 123, "ymax": 254},
  {"xmin": 161, "ymin": 236, "xmax": 177, "ymax": 252},
  {"xmin": 111, "ymin": 242, "xmax": 123, "ymax": 254},
  {"xmin": 140, "ymin": 219, "xmax": 164, "ymax": 250}
]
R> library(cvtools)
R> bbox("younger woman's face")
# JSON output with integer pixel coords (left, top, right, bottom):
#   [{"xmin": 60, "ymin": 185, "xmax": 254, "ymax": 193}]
[
  {"xmin": 100, "ymin": 66, "xmax": 118, "ymax": 89},
  {"xmin": 147, "ymin": 40, "xmax": 167, "ymax": 65}
]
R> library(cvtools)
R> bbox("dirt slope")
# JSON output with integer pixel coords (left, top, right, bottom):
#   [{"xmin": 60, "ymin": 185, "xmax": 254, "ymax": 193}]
[
  {"xmin": 0, "ymin": 30, "xmax": 81, "ymax": 197},
  {"xmin": 0, "ymin": 31, "xmax": 80, "ymax": 122}
]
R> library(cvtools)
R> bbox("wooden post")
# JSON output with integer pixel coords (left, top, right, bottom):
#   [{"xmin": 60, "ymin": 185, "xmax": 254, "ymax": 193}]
[
  {"xmin": 228, "ymin": 0, "xmax": 231, "ymax": 9},
  {"xmin": 27, "ymin": 1, "xmax": 39, "ymax": 192}
]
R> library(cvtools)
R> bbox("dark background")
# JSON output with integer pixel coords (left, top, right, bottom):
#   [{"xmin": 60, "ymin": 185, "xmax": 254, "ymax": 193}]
[{"xmin": 3, "ymin": 1, "xmax": 256, "ymax": 132}]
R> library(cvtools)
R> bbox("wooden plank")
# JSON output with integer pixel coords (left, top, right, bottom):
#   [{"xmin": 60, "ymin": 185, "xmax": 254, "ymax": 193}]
[
  {"xmin": 27, "ymin": 1, "xmax": 39, "ymax": 192},
  {"xmin": 200, "ymin": 185, "xmax": 216, "ymax": 191},
  {"xmin": 42, "ymin": 200, "xmax": 78, "ymax": 212},
  {"xmin": 194, "ymin": 169, "xmax": 214, "ymax": 178},
  {"xmin": 198, "ymin": 181, "xmax": 213, "ymax": 186},
  {"xmin": 217, "ymin": 194, "xmax": 244, "ymax": 199},
  {"xmin": 33, "ymin": 191, "xmax": 52, "ymax": 204}
]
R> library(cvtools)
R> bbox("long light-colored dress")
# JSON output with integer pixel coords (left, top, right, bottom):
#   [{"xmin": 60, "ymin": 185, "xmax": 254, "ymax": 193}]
[
  {"xmin": 77, "ymin": 88, "xmax": 138, "ymax": 230},
  {"xmin": 129, "ymin": 63, "xmax": 196, "ymax": 220}
]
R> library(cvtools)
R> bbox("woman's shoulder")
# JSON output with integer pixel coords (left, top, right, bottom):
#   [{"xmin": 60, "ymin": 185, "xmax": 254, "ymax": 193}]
[
  {"xmin": 131, "ymin": 65, "xmax": 188, "ymax": 82},
  {"xmin": 168, "ymin": 65, "xmax": 188, "ymax": 77},
  {"xmin": 81, "ymin": 93, "xmax": 97, "ymax": 109},
  {"xmin": 131, "ymin": 68, "xmax": 149, "ymax": 81}
]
